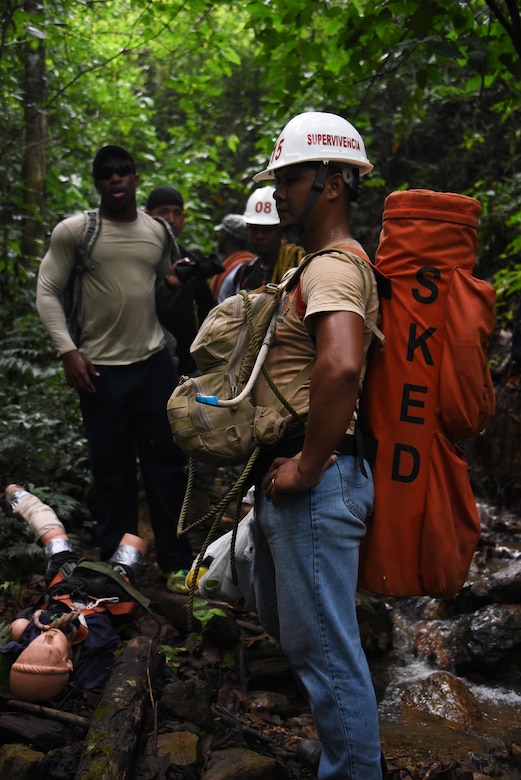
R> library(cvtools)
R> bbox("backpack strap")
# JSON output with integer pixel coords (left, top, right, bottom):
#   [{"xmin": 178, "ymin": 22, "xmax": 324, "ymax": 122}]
[
  {"xmin": 235, "ymin": 256, "xmax": 256, "ymax": 289},
  {"xmin": 65, "ymin": 209, "xmax": 99, "ymax": 343},
  {"xmin": 75, "ymin": 210, "xmax": 181, "ymax": 269},
  {"xmin": 292, "ymin": 247, "xmax": 385, "ymax": 347},
  {"xmin": 281, "ymin": 250, "xmax": 317, "ymax": 294},
  {"xmin": 331, "ymin": 247, "xmax": 385, "ymax": 345},
  {"xmin": 74, "ymin": 560, "xmax": 151, "ymax": 610},
  {"xmin": 285, "ymin": 246, "xmax": 384, "ymax": 475},
  {"xmin": 277, "ymin": 358, "xmax": 315, "ymax": 405},
  {"xmin": 76, "ymin": 209, "xmax": 100, "ymax": 273},
  {"xmin": 152, "ymin": 216, "xmax": 182, "ymax": 263}
]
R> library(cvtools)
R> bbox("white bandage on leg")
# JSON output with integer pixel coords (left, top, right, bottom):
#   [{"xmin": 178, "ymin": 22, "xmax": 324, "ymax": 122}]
[{"xmin": 10, "ymin": 492, "xmax": 66, "ymax": 542}]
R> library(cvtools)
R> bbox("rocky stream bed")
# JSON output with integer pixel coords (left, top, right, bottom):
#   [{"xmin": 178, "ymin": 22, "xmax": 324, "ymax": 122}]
[{"xmin": 1, "ymin": 486, "xmax": 521, "ymax": 780}]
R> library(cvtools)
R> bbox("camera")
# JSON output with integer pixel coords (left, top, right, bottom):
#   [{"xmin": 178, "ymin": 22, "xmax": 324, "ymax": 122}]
[{"xmin": 174, "ymin": 251, "xmax": 224, "ymax": 284}]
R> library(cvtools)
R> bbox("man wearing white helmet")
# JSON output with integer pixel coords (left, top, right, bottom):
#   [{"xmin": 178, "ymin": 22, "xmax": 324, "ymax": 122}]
[
  {"xmin": 251, "ymin": 112, "xmax": 384, "ymax": 779},
  {"xmin": 233, "ymin": 186, "xmax": 304, "ymax": 292}
]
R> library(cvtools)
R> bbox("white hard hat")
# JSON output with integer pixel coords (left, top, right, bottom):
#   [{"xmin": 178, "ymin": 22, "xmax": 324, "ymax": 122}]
[
  {"xmin": 243, "ymin": 186, "xmax": 280, "ymax": 226},
  {"xmin": 253, "ymin": 111, "xmax": 373, "ymax": 182}
]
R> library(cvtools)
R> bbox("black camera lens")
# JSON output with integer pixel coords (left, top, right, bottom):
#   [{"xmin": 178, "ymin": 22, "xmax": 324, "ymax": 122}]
[
  {"xmin": 174, "ymin": 259, "xmax": 197, "ymax": 283},
  {"xmin": 174, "ymin": 253, "xmax": 224, "ymax": 283}
]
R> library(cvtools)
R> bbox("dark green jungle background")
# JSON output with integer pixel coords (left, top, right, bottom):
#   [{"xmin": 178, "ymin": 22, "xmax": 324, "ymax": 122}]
[{"xmin": 1, "ymin": 0, "xmax": 520, "ymax": 566}]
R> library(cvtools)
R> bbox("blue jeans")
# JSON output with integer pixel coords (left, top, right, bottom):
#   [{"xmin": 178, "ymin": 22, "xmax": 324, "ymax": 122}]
[{"xmin": 253, "ymin": 455, "xmax": 382, "ymax": 779}]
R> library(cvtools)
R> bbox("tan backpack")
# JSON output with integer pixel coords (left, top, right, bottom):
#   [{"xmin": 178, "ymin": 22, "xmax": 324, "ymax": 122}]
[{"xmin": 167, "ymin": 263, "xmax": 314, "ymax": 466}]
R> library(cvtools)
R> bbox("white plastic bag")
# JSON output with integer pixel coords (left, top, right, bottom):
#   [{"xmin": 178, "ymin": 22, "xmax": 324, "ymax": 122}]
[{"xmin": 187, "ymin": 495, "xmax": 256, "ymax": 610}]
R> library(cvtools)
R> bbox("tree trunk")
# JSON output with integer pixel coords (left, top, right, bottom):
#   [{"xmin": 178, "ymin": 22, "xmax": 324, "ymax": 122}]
[
  {"xmin": 21, "ymin": 0, "xmax": 47, "ymax": 263},
  {"xmin": 74, "ymin": 636, "xmax": 164, "ymax": 780}
]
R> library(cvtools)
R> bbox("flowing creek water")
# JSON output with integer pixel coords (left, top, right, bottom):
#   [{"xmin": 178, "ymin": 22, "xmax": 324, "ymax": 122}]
[
  {"xmin": 378, "ymin": 620, "xmax": 521, "ymax": 772},
  {"xmin": 372, "ymin": 500, "xmax": 521, "ymax": 776}
]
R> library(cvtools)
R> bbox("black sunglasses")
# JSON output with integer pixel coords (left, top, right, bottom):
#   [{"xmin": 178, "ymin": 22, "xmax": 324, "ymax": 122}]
[{"xmin": 97, "ymin": 163, "xmax": 135, "ymax": 180}]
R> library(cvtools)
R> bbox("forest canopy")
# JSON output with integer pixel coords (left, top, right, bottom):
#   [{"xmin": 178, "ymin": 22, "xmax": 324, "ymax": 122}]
[
  {"xmin": 0, "ymin": 0, "xmax": 520, "ymax": 498},
  {"xmin": 1, "ymin": 0, "xmax": 520, "ymax": 267}
]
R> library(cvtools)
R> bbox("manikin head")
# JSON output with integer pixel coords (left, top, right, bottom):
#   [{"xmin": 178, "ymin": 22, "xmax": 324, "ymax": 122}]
[{"xmin": 9, "ymin": 628, "xmax": 73, "ymax": 702}]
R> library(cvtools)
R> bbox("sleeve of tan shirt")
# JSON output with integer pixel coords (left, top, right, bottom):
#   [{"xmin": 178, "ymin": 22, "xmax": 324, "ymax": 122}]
[{"xmin": 36, "ymin": 216, "xmax": 83, "ymax": 356}]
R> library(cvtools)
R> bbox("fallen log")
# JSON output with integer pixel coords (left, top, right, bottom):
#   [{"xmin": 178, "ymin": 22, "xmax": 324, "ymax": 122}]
[
  {"xmin": 4, "ymin": 699, "xmax": 90, "ymax": 729},
  {"xmin": 0, "ymin": 711, "xmax": 65, "ymax": 750},
  {"xmin": 141, "ymin": 586, "xmax": 195, "ymax": 634},
  {"xmin": 74, "ymin": 636, "xmax": 164, "ymax": 780}
]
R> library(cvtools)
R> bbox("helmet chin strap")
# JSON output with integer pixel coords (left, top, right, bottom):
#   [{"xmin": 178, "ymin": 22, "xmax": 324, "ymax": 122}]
[
  {"xmin": 281, "ymin": 162, "xmax": 331, "ymax": 242},
  {"xmin": 343, "ymin": 167, "xmax": 360, "ymax": 202},
  {"xmin": 281, "ymin": 163, "xmax": 360, "ymax": 242}
]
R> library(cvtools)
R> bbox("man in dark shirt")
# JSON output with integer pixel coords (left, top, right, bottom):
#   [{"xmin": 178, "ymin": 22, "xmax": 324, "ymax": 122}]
[{"xmin": 147, "ymin": 185, "xmax": 215, "ymax": 375}]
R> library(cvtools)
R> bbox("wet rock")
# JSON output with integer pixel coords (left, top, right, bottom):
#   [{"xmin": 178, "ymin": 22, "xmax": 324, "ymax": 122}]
[
  {"xmin": 412, "ymin": 621, "xmax": 453, "ymax": 669},
  {"xmin": 464, "ymin": 750, "xmax": 498, "ymax": 775},
  {"xmin": 471, "ymin": 560, "xmax": 521, "ymax": 602},
  {"xmin": 356, "ymin": 593, "xmax": 393, "ymax": 656},
  {"xmin": 161, "ymin": 678, "xmax": 214, "ymax": 730},
  {"xmin": 453, "ymin": 604, "xmax": 521, "ymax": 667},
  {"xmin": 391, "ymin": 595, "xmax": 451, "ymax": 624},
  {"xmin": 401, "ymin": 670, "xmax": 483, "ymax": 729},
  {"xmin": 247, "ymin": 690, "xmax": 294, "ymax": 718},
  {"xmin": 412, "ymin": 603, "xmax": 521, "ymax": 671},
  {"xmin": 202, "ymin": 746, "xmax": 277, "ymax": 779},
  {"xmin": 511, "ymin": 741, "xmax": 521, "ymax": 767},
  {"xmin": 137, "ymin": 728, "xmax": 203, "ymax": 779},
  {"xmin": 420, "ymin": 598, "xmax": 452, "ymax": 621},
  {"xmin": 466, "ymin": 770, "xmax": 495, "ymax": 779}
]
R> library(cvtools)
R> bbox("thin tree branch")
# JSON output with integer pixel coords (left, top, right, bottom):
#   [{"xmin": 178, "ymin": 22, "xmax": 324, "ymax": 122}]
[
  {"xmin": 485, "ymin": 0, "xmax": 521, "ymax": 59},
  {"xmin": 4, "ymin": 698, "xmax": 90, "ymax": 729}
]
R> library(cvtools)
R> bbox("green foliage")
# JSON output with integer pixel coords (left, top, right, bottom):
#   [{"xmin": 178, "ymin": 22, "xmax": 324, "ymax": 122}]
[
  {"xmin": 0, "ymin": 0, "xmax": 520, "ymax": 540},
  {"xmin": 493, "ymin": 265, "xmax": 521, "ymax": 325},
  {"xmin": 0, "ymin": 621, "xmax": 12, "ymax": 649},
  {"xmin": 0, "ymin": 510, "xmax": 42, "ymax": 582},
  {"xmin": 192, "ymin": 600, "xmax": 227, "ymax": 629},
  {"xmin": 160, "ymin": 642, "xmax": 187, "ymax": 671},
  {"xmin": 160, "ymin": 601, "xmax": 230, "ymax": 671},
  {"xmin": 0, "ymin": 622, "xmax": 13, "ymax": 698},
  {"xmin": 0, "ymin": 312, "xmax": 95, "ymax": 539},
  {"xmin": 1, "ymin": 0, "xmax": 520, "ymax": 264},
  {"xmin": 0, "ymin": 580, "xmax": 22, "ymax": 604}
]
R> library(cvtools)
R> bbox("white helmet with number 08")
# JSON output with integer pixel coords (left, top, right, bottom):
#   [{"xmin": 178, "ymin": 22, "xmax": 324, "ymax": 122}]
[
  {"xmin": 243, "ymin": 186, "xmax": 280, "ymax": 226},
  {"xmin": 253, "ymin": 111, "xmax": 373, "ymax": 182}
]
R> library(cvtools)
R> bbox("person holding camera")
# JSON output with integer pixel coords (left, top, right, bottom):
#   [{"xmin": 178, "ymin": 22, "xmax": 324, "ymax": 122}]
[
  {"xmin": 146, "ymin": 185, "xmax": 218, "ymax": 375},
  {"xmin": 36, "ymin": 145, "xmax": 193, "ymax": 590}
]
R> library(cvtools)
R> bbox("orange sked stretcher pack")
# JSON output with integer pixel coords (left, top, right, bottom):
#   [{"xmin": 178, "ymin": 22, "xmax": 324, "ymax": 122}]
[{"xmin": 358, "ymin": 189, "xmax": 495, "ymax": 600}]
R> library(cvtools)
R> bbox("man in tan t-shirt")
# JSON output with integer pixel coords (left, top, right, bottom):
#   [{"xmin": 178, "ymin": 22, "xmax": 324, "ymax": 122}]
[
  {"xmin": 36, "ymin": 145, "xmax": 192, "ymax": 587},
  {"xmin": 251, "ymin": 113, "xmax": 385, "ymax": 779}
]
